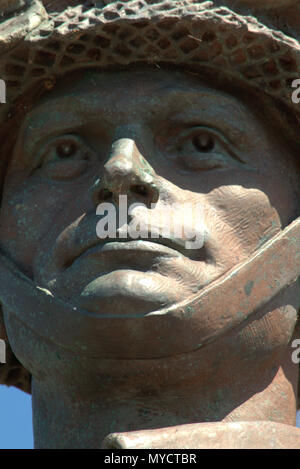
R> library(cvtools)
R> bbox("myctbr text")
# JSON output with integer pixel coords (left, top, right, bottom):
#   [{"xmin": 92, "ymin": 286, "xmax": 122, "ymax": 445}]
[{"xmin": 104, "ymin": 453, "xmax": 197, "ymax": 466}]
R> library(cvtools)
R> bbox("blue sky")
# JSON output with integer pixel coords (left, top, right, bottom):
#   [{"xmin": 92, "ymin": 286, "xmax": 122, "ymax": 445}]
[
  {"xmin": 0, "ymin": 385, "xmax": 33, "ymax": 449},
  {"xmin": 0, "ymin": 383, "xmax": 300, "ymax": 449}
]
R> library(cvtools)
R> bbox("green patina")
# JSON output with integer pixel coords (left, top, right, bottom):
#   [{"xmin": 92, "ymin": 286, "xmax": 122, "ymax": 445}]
[{"xmin": 244, "ymin": 280, "xmax": 254, "ymax": 297}]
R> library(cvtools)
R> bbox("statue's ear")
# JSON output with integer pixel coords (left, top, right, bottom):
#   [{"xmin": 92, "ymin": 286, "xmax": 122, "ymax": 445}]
[{"xmin": 0, "ymin": 307, "xmax": 31, "ymax": 394}]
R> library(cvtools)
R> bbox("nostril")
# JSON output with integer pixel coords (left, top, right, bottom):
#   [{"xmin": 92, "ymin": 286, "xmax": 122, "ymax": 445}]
[
  {"xmin": 98, "ymin": 188, "xmax": 113, "ymax": 202},
  {"xmin": 131, "ymin": 184, "xmax": 148, "ymax": 197}
]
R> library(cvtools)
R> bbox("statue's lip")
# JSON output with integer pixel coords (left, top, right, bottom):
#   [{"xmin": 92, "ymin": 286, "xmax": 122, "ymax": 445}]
[
  {"xmin": 68, "ymin": 238, "xmax": 182, "ymax": 267},
  {"xmin": 66, "ymin": 236, "xmax": 201, "ymax": 268}
]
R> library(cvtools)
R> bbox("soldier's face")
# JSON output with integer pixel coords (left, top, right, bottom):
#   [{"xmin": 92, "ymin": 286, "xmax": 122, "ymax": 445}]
[{"xmin": 0, "ymin": 69, "xmax": 298, "ymax": 319}]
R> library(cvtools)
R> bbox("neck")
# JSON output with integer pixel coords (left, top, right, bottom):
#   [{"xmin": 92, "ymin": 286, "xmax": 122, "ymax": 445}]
[{"xmin": 31, "ymin": 341, "xmax": 298, "ymax": 449}]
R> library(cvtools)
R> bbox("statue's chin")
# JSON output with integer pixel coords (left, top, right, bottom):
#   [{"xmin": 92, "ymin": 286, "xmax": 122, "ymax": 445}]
[{"xmin": 72, "ymin": 270, "xmax": 181, "ymax": 316}]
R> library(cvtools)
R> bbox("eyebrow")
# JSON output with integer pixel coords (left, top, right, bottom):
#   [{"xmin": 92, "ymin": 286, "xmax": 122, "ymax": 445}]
[{"xmin": 21, "ymin": 85, "xmax": 250, "ymax": 152}]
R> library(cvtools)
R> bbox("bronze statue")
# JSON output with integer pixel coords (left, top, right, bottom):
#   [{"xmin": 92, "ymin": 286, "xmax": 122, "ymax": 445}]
[{"xmin": 0, "ymin": 0, "xmax": 300, "ymax": 448}]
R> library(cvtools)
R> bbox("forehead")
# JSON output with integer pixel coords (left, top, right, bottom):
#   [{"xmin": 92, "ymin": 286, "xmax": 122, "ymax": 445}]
[
  {"xmin": 24, "ymin": 68, "xmax": 253, "ymax": 127},
  {"xmin": 38, "ymin": 68, "xmax": 237, "ymax": 101}
]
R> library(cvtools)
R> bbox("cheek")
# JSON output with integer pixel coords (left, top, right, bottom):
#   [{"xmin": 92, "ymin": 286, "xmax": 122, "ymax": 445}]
[
  {"xmin": 0, "ymin": 177, "xmax": 92, "ymax": 273},
  {"xmin": 208, "ymin": 185, "xmax": 284, "ymax": 255}
]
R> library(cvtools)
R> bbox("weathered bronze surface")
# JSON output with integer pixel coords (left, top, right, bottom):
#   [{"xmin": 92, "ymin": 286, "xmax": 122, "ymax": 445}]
[{"xmin": 0, "ymin": 0, "xmax": 300, "ymax": 449}]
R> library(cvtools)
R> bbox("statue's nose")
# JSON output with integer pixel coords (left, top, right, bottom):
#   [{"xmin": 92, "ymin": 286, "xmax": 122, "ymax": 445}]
[{"xmin": 92, "ymin": 138, "xmax": 159, "ymax": 206}]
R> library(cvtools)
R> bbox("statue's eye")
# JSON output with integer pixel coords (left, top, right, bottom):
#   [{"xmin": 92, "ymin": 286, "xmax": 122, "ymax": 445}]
[
  {"xmin": 35, "ymin": 135, "xmax": 93, "ymax": 180},
  {"xmin": 192, "ymin": 133, "xmax": 215, "ymax": 153},
  {"xmin": 165, "ymin": 127, "xmax": 243, "ymax": 171},
  {"xmin": 56, "ymin": 141, "xmax": 78, "ymax": 159}
]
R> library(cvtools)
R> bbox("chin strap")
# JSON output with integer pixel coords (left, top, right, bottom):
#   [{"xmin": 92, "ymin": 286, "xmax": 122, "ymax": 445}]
[{"xmin": 0, "ymin": 218, "xmax": 299, "ymax": 358}]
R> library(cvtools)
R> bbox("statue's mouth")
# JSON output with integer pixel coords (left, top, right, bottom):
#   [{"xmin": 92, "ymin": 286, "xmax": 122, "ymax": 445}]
[
  {"xmin": 36, "ymin": 213, "xmax": 207, "ymax": 283},
  {"xmin": 66, "ymin": 236, "xmax": 203, "ymax": 269},
  {"xmin": 63, "ymin": 237, "xmax": 207, "ymax": 316}
]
